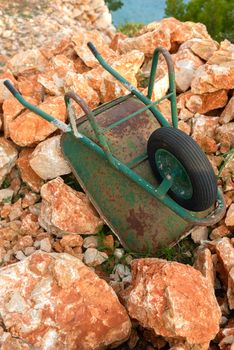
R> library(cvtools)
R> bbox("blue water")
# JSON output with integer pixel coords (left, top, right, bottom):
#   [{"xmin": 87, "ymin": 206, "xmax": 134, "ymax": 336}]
[{"xmin": 111, "ymin": 0, "xmax": 166, "ymax": 26}]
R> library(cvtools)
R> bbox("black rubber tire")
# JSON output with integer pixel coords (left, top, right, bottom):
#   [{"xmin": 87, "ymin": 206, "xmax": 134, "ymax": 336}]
[{"xmin": 147, "ymin": 127, "xmax": 217, "ymax": 212}]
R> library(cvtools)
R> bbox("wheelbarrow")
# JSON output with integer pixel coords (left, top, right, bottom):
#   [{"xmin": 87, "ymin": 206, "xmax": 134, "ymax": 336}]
[{"xmin": 4, "ymin": 42, "xmax": 226, "ymax": 254}]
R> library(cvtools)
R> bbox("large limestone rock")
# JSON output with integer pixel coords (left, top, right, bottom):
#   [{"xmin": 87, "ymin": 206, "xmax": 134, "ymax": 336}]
[
  {"xmin": 125, "ymin": 258, "xmax": 221, "ymax": 349},
  {"xmin": 39, "ymin": 177, "xmax": 103, "ymax": 236},
  {"xmin": 188, "ymin": 38, "xmax": 219, "ymax": 61},
  {"xmin": 220, "ymin": 96, "xmax": 234, "ymax": 124},
  {"xmin": 214, "ymin": 237, "xmax": 234, "ymax": 286},
  {"xmin": 0, "ymin": 138, "xmax": 18, "ymax": 186},
  {"xmin": 191, "ymin": 40, "xmax": 234, "ymax": 94},
  {"xmin": 17, "ymin": 149, "xmax": 44, "ymax": 193},
  {"xmin": 170, "ymin": 21, "xmax": 213, "ymax": 44},
  {"xmin": 9, "ymin": 96, "xmax": 67, "ymax": 147},
  {"xmin": 0, "ymin": 252, "xmax": 131, "ymax": 349},
  {"xmin": 192, "ymin": 114, "xmax": 219, "ymax": 153},
  {"xmin": 172, "ymin": 48, "xmax": 203, "ymax": 92},
  {"xmin": 7, "ymin": 49, "xmax": 48, "ymax": 76},
  {"xmin": 185, "ymin": 90, "xmax": 228, "ymax": 114},
  {"xmin": 100, "ymin": 50, "xmax": 145, "ymax": 103},
  {"xmin": 29, "ymin": 135, "xmax": 71, "ymax": 180},
  {"xmin": 64, "ymin": 72, "xmax": 100, "ymax": 116},
  {"xmin": 117, "ymin": 28, "xmax": 171, "ymax": 55},
  {"xmin": 72, "ymin": 30, "xmax": 117, "ymax": 68}
]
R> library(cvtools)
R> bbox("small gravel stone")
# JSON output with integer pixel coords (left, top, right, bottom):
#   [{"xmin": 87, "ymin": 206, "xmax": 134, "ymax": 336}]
[
  {"xmin": 24, "ymin": 246, "xmax": 36, "ymax": 256},
  {"xmin": 84, "ymin": 248, "xmax": 108, "ymax": 267},
  {"xmin": 33, "ymin": 240, "xmax": 41, "ymax": 248},
  {"xmin": 83, "ymin": 236, "xmax": 98, "ymax": 249},
  {"xmin": 191, "ymin": 226, "xmax": 208, "ymax": 243},
  {"xmin": 15, "ymin": 250, "xmax": 26, "ymax": 261},
  {"xmin": 113, "ymin": 248, "xmax": 125, "ymax": 259},
  {"xmin": 40, "ymin": 237, "xmax": 52, "ymax": 252}
]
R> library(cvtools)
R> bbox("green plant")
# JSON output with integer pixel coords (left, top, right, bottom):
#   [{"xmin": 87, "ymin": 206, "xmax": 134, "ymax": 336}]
[
  {"xmin": 165, "ymin": 0, "xmax": 234, "ymax": 42},
  {"xmin": 105, "ymin": 0, "xmax": 123, "ymax": 12},
  {"xmin": 117, "ymin": 22, "xmax": 144, "ymax": 37},
  {"xmin": 1, "ymin": 177, "xmax": 11, "ymax": 189},
  {"xmin": 155, "ymin": 237, "xmax": 197, "ymax": 265}
]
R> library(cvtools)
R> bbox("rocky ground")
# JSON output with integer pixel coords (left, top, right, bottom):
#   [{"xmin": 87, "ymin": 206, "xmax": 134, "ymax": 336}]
[{"xmin": 0, "ymin": 4, "xmax": 233, "ymax": 350}]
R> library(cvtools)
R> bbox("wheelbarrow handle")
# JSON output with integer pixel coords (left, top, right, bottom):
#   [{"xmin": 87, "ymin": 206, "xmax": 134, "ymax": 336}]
[
  {"xmin": 87, "ymin": 42, "xmax": 170, "ymax": 128},
  {"xmin": 147, "ymin": 47, "xmax": 178, "ymax": 128},
  {"xmin": 3, "ymin": 80, "xmax": 70, "ymax": 133},
  {"xmin": 4, "ymin": 80, "xmax": 18, "ymax": 96},
  {"xmin": 87, "ymin": 42, "xmax": 99, "ymax": 57},
  {"xmin": 64, "ymin": 91, "xmax": 117, "ymax": 167}
]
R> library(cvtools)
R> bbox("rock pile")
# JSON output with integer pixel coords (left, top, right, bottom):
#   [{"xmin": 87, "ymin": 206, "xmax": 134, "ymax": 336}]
[
  {"xmin": 0, "ymin": 13, "xmax": 233, "ymax": 350},
  {"xmin": 0, "ymin": 0, "xmax": 115, "ymax": 57}
]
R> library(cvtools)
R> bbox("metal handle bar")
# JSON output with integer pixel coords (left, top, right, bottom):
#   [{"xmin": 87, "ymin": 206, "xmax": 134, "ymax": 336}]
[
  {"xmin": 147, "ymin": 47, "xmax": 178, "ymax": 128},
  {"xmin": 64, "ymin": 91, "xmax": 117, "ymax": 166},
  {"xmin": 87, "ymin": 42, "xmax": 170, "ymax": 128},
  {"xmin": 3, "ymin": 80, "xmax": 71, "ymax": 133}
]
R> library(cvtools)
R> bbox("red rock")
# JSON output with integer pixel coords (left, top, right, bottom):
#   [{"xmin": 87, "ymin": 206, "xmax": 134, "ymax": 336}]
[
  {"xmin": 125, "ymin": 259, "xmax": 221, "ymax": 349},
  {"xmin": 39, "ymin": 177, "xmax": 103, "ymax": 236},
  {"xmin": 60, "ymin": 235, "xmax": 84, "ymax": 249},
  {"xmin": 220, "ymin": 97, "xmax": 234, "ymax": 124},
  {"xmin": 216, "ymin": 123, "xmax": 234, "ymax": 153},
  {"xmin": 12, "ymin": 235, "xmax": 33, "ymax": 252},
  {"xmin": 29, "ymin": 135, "xmax": 71, "ymax": 180},
  {"xmin": 9, "ymin": 199, "xmax": 23, "ymax": 221},
  {"xmin": 0, "ymin": 138, "xmax": 18, "ymax": 186},
  {"xmin": 225, "ymin": 204, "xmax": 234, "ymax": 227},
  {"xmin": 64, "ymin": 72, "xmax": 100, "ymax": 116},
  {"xmin": 100, "ymin": 50, "xmax": 144, "ymax": 103},
  {"xmin": 17, "ymin": 74, "xmax": 43, "ymax": 100},
  {"xmin": 210, "ymin": 225, "xmax": 230, "ymax": 240},
  {"xmin": 0, "ymin": 252, "xmax": 131, "ymax": 349},
  {"xmin": 9, "ymin": 96, "xmax": 67, "ymax": 147},
  {"xmin": 103, "ymin": 235, "xmax": 114, "ymax": 250},
  {"xmin": 189, "ymin": 38, "xmax": 219, "ymax": 61},
  {"xmin": 193, "ymin": 247, "xmax": 215, "ymax": 287},
  {"xmin": 38, "ymin": 67, "xmax": 68, "ymax": 96},
  {"xmin": 7, "ymin": 49, "xmax": 48, "ymax": 76},
  {"xmin": 22, "ymin": 193, "xmax": 39, "ymax": 209},
  {"xmin": 2, "ymin": 96, "xmax": 25, "ymax": 138},
  {"xmin": 185, "ymin": 90, "xmax": 228, "ymax": 114},
  {"xmin": 178, "ymin": 120, "xmax": 191, "ymax": 135},
  {"xmin": 172, "ymin": 48, "xmax": 203, "ymax": 92},
  {"xmin": 0, "ymin": 332, "xmax": 31, "ymax": 349},
  {"xmin": 118, "ymin": 28, "xmax": 171, "ymax": 56},
  {"xmin": 214, "ymin": 237, "xmax": 234, "ymax": 286},
  {"xmin": 192, "ymin": 114, "xmax": 219, "ymax": 138},
  {"xmin": 17, "ymin": 149, "xmax": 44, "ymax": 193},
  {"xmin": 208, "ymin": 40, "xmax": 234, "ymax": 65},
  {"xmin": 171, "ymin": 21, "xmax": 213, "ymax": 44},
  {"xmin": 20, "ymin": 213, "xmax": 40, "ymax": 236},
  {"xmin": 136, "ymin": 17, "xmax": 182, "ymax": 37},
  {"xmin": 72, "ymin": 30, "xmax": 117, "ymax": 68},
  {"xmin": 192, "ymin": 114, "xmax": 219, "ymax": 153},
  {"xmin": 191, "ymin": 41, "xmax": 234, "ymax": 94}
]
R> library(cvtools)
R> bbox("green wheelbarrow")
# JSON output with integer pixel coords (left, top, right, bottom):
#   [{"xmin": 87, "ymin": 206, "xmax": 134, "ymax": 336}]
[{"xmin": 4, "ymin": 42, "xmax": 226, "ymax": 254}]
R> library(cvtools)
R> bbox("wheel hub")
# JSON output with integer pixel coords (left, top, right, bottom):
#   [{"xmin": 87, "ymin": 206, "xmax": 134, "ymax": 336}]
[{"xmin": 155, "ymin": 149, "xmax": 193, "ymax": 200}]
